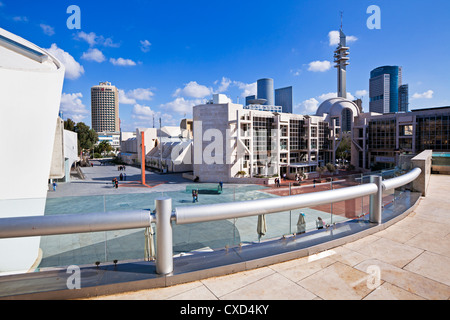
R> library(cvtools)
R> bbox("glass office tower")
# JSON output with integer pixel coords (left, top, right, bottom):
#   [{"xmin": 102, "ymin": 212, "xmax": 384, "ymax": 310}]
[
  {"xmin": 275, "ymin": 86, "xmax": 293, "ymax": 113},
  {"xmin": 369, "ymin": 66, "xmax": 402, "ymax": 113}
]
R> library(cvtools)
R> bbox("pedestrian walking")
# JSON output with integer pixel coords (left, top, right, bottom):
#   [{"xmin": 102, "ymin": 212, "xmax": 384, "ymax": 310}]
[{"xmin": 52, "ymin": 181, "xmax": 57, "ymax": 191}]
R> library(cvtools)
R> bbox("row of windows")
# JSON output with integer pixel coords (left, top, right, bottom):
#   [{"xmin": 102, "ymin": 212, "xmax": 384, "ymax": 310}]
[
  {"xmin": 368, "ymin": 120, "xmax": 396, "ymax": 149},
  {"xmin": 370, "ymin": 94, "xmax": 384, "ymax": 102},
  {"xmin": 416, "ymin": 116, "xmax": 450, "ymax": 151}
]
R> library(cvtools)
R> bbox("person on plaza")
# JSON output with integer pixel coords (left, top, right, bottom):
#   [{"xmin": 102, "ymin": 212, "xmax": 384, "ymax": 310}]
[
  {"xmin": 297, "ymin": 212, "xmax": 306, "ymax": 234},
  {"xmin": 219, "ymin": 181, "xmax": 223, "ymax": 191},
  {"xmin": 192, "ymin": 189, "xmax": 198, "ymax": 203},
  {"xmin": 52, "ymin": 181, "xmax": 57, "ymax": 191},
  {"xmin": 120, "ymin": 173, "xmax": 123, "ymax": 181},
  {"xmin": 316, "ymin": 217, "xmax": 325, "ymax": 230},
  {"xmin": 115, "ymin": 179, "xmax": 119, "ymax": 189}
]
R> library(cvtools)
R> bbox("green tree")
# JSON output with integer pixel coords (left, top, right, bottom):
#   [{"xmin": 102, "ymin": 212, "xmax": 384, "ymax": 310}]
[
  {"xmin": 316, "ymin": 166, "xmax": 326, "ymax": 179},
  {"xmin": 64, "ymin": 118, "xmax": 76, "ymax": 132},
  {"xmin": 326, "ymin": 162, "xmax": 336, "ymax": 175},
  {"xmin": 75, "ymin": 122, "xmax": 98, "ymax": 152},
  {"xmin": 95, "ymin": 140, "xmax": 113, "ymax": 155},
  {"xmin": 336, "ymin": 136, "xmax": 351, "ymax": 163}
]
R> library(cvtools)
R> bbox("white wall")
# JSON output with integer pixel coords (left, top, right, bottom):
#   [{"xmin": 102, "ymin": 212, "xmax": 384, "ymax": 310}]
[{"xmin": 0, "ymin": 28, "xmax": 65, "ymax": 273}]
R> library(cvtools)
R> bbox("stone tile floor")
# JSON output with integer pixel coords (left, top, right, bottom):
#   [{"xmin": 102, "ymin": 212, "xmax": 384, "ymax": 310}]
[{"xmin": 88, "ymin": 174, "xmax": 450, "ymax": 300}]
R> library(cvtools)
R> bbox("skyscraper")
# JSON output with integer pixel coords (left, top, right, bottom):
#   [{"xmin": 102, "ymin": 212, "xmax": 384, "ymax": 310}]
[
  {"xmin": 399, "ymin": 84, "xmax": 409, "ymax": 112},
  {"xmin": 369, "ymin": 66, "xmax": 408, "ymax": 113},
  {"xmin": 245, "ymin": 78, "xmax": 293, "ymax": 113},
  {"xmin": 257, "ymin": 78, "xmax": 274, "ymax": 106},
  {"xmin": 91, "ymin": 81, "xmax": 120, "ymax": 132},
  {"xmin": 275, "ymin": 86, "xmax": 293, "ymax": 113}
]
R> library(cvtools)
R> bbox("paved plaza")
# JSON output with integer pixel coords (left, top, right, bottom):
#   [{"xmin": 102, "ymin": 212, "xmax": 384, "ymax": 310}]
[
  {"xmin": 88, "ymin": 173, "xmax": 450, "ymax": 300},
  {"xmin": 41, "ymin": 161, "xmax": 350, "ymax": 269}
]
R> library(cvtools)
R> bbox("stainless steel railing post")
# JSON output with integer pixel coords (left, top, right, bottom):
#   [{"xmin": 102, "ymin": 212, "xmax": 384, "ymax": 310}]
[
  {"xmin": 369, "ymin": 175, "xmax": 382, "ymax": 224},
  {"xmin": 155, "ymin": 197, "xmax": 173, "ymax": 275}
]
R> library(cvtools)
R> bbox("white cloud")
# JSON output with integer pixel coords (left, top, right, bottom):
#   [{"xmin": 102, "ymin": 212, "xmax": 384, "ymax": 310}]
[
  {"xmin": 60, "ymin": 93, "xmax": 89, "ymax": 122},
  {"xmin": 412, "ymin": 90, "xmax": 434, "ymax": 99},
  {"xmin": 233, "ymin": 81, "xmax": 257, "ymax": 98},
  {"xmin": 290, "ymin": 69, "xmax": 301, "ymax": 76},
  {"xmin": 214, "ymin": 77, "xmax": 232, "ymax": 93},
  {"xmin": 129, "ymin": 104, "xmax": 177, "ymax": 129},
  {"xmin": 75, "ymin": 31, "xmax": 97, "ymax": 46},
  {"xmin": 119, "ymin": 88, "xmax": 155, "ymax": 104},
  {"xmin": 174, "ymin": 81, "xmax": 212, "ymax": 98},
  {"xmin": 355, "ymin": 90, "xmax": 368, "ymax": 97},
  {"xmin": 75, "ymin": 31, "xmax": 120, "ymax": 48},
  {"xmin": 318, "ymin": 92, "xmax": 356, "ymax": 101},
  {"xmin": 160, "ymin": 97, "xmax": 204, "ymax": 115},
  {"xmin": 81, "ymin": 48, "xmax": 106, "ymax": 63},
  {"xmin": 118, "ymin": 90, "xmax": 136, "ymax": 105},
  {"xmin": 308, "ymin": 60, "xmax": 332, "ymax": 72},
  {"xmin": 110, "ymin": 57, "xmax": 137, "ymax": 66},
  {"xmin": 132, "ymin": 104, "xmax": 156, "ymax": 120},
  {"xmin": 328, "ymin": 30, "xmax": 358, "ymax": 46},
  {"xmin": 140, "ymin": 40, "xmax": 152, "ymax": 52},
  {"xmin": 297, "ymin": 91, "xmax": 358, "ymax": 115},
  {"xmin": 40, "ymin": 24, "xmax": 55, "ymax": 36},
  {"xmin": 297, "ymin": 98, "xmax": 319, "ymax": 114},
  {"xmin": 13, "ymin": 16, "xmax": 28, "ymax": 22},
  {"xmin": 46, "ymin": 44, "xmax": 84, "ymax": 80}
]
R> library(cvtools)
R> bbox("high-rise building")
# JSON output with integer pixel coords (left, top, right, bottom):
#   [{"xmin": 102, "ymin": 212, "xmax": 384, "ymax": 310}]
[
  {"xmin": 257, "ymin": 78, "xmax": 274, "ymax": 106},
  {"xmin": 91, "ymin": 81, "xmax": 120, "ymax": 133},
  {"xmin": 275, "ymin": 86, "xmax": 293, "ymax": 113},
  {"xmin": 245, "ymin": 78, "xmax": 293, "ymax": 113},
  {"xmin": 369, "ymin": 66, "xmax": 408, "ymax": 114},
  {"xmin": 399, "ymin": 84, "xmax": 409, "ymax": 112}
]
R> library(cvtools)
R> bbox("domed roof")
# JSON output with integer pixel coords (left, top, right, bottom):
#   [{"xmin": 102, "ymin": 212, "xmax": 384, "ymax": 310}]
[{"xmin": 315, "ymin": 97, "xmax": 360, "ymax": 118}]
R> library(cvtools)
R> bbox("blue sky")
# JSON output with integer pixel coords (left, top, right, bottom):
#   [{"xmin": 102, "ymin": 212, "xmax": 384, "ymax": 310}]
[{"xmin": 1, "ymin": 0, "xmax": 450, "ymax": 131}]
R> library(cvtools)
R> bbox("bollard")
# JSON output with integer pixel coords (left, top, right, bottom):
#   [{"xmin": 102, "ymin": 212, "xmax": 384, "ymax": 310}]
[
  {"xmin": 369, "ymin": 176, "xmax": 382, "ymax": 224},
  {"xmin": 155, "ymin": 197, "xmax": 173, "ymax": 275}
]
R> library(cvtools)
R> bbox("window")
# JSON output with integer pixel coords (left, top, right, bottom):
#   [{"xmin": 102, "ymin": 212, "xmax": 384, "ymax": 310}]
[{"xmin": 400, "ymin": 125, "xmax": 413, "ymax": 136}]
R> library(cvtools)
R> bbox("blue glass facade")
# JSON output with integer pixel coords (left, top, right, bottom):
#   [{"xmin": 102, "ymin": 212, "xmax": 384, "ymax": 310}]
[{"xmin": 370, "ymin": 66, "xmax": 400, "ymax": 113}]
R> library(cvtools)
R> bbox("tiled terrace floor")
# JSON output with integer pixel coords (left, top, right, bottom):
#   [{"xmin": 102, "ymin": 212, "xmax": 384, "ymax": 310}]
[{"xmin": 90, "ymin": 174, "xmax": 450, "ymax": 300}]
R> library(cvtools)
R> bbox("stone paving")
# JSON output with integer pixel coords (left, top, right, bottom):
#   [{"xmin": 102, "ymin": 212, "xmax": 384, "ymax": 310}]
[{"xmin": 89, "ymin": 174, "xmax": 450, "ymax": 300}]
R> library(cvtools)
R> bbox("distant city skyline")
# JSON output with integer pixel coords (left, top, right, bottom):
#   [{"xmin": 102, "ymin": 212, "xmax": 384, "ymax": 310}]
[{"xmin": 1, "ymin": 0, "xmax": 449, "ymax": 131}]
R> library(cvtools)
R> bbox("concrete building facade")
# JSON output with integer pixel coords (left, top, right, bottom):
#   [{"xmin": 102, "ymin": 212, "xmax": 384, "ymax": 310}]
[
  {"xmin": 91, "ymin": 81, "xmax": 120, "ymax": 133},
  {"xmin": 351, "ymin": 106, "xmax": 450, "ymax": 171},
  {"xmin": 191, "ymin": 97, "xmax": 361, "ymax": 183}
]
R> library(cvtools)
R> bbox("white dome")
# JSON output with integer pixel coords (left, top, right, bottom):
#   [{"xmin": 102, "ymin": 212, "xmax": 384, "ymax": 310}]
[{"xmin": 316, "ymin": 97, "xmax": 360, "ymax": 118}]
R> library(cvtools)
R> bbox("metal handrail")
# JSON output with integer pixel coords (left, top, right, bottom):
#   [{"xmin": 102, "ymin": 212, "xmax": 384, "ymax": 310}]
[
  {"xmin": 382, "ymin": 167, "xmax": 421, "ymax": 191},
  {"xmin": 175, "ymin": 183, "xmax": 378, "ymax": 225},
  {"xmin": 0, "ymin": 209, "xmax": 154, "ymax": 239},
  {"xmin": 0, "ymin": 168, "xmax": 422, "ymax": 275}
]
